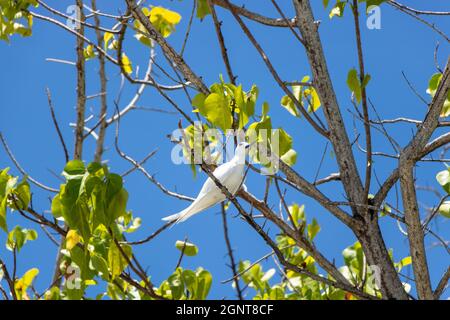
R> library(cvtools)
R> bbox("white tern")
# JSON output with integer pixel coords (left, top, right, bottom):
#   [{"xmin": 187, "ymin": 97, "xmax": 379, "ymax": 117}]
[{"xmin": 162, "ymin": 142, "xmax": 250, "ymax": 224}]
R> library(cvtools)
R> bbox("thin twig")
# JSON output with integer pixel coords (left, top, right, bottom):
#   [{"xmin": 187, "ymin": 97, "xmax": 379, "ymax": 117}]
[
  {"xmin": 221, "ymin": 203, "xmax": 243, "ymax": 300},
  {"xmin": 0, "ymin": 133, "xmax": 59, "ymax": 193},
  {"xmin": 45, "ymin": 87, "xmax": 69, "ymax": 163}
]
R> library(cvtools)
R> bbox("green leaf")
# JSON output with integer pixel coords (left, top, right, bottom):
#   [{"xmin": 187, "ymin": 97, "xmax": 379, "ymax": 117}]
[
  {"xmin": 436, "ymin": 169, "xmax": 450, "ymax": 194},
  {"xmin": 68, "ymin": 245, "xmax": 92, "ymax": 283},
  {"xmin": 175, "ymin": 240, "xmax": 199, "ymax": 256},
  {"xmin": 0, "ymin": 197, "xmax": 7, "ymax": 232},
  {"xmin": 289, "ymin": 203, "xmax": 305, "ymax": 227},
  {"xmin": 426, "ymin": 73, "xmax": 450, "ymax": 117},
  {"xmin": 124, "ymin": 217, "xmax": 142, "ymax": 233},
  {"xmin": 91, "ymin": 185, "xmax": 107, "ymax": 228},
  {"xmin": 342, "ymin": 241, "xmax": 364, "ymax": 281},
  {"xmin": 76, "ymin": 202, "xmax": 92, "ymax": 241},
  {"xmin": 280, "ymin": 95, "xmax": 299, "ymax": 117},
  {"xmin": 329, "ymin": 1, "xmax": 346, "ymax": 18},
  {"xmin": 438, "ymin": 201, "xmax": 450, "ymax": 218},
  {"xmin": 0, "ymin": 168, "xmax": 11, "ymax": 198},
  {"xmin": 182, "ymin": 269, "xmax": 197, "ymax": 299},
  {"xmin": 51, "ymin": 194, "xmax": 62, "ymax": 218},
  {"xmin": 307, "ymin": 218, "xmax": 321, "ymax": 241},
  {"xmin": 6, "ymin": 226, "xmax": 38, "ymax": 252},
  {"xmin": 64, "ymin": 160, "xmax": 85, "ymax": 176},
  {"xmin": 59, "ymin": 179, "xmax": 82, "ymax": 228},
  {"xmin": 426, "ymin": 73, "xmax": 442, "ymax": 96},
  {"xmin": 304, "ymin": 87, "xmax": 321, "ymax": 112},
  {"xmin": 195, "ymin": 268, "xmax": 212, "ymax": 300},
  {"xmin": 347, "ymin": 68, "xmax": 362, "ymax": 103},
  {"xmin": 246, "ymin": 85, "xmax": 258, "ymax": 117},
  {"xmin": 0, "ymin": 169, "xmax": 12, "ymax": 231},
  {"xmin": 362, "ymin": 74, "xmax": 371, "ymax": 88},
  {"xmin": 90, "ymin": 253, "xmax": 110, "ymax": 280},
  {"xmin": 281, "ymin": 83, "xmax": 303, "ymax": 117},
  {"xmin": 234, "ymin": 84, "xmax": 247, "ymax": 128},
  {"xmin": 199, "ymin": 93, "xmax": 233, "ymax": 131},
  {"xmin": 106, "ymin": 188, "xmax": 128, "ymax": 226},
  {"xmin": 261, "ymin": 101, "xmax": 270, "ymax": 118},
  {"xmin": 168, "ymin": 268, "xmax": 184, "ymax": 300},
  {"xmin": 366, "ymin": 0, "xmax": 388, "ymax": 11},
  {"xmin": 11, "ymin": 178, "xmax": 30, "ymax": 210},
  {"xmin": 235, "ymin": 84, "xmax": 256, "ymax": 129},
  {"xmin": 105, "ymin": 174, "xmax": 123, "ymax": 202},
  {"xmin": 269, "ymin": 285, "xmax": 285, "ymax": 299},
  {"xmin": 197, "ymin": 0, "xmax": 211, "ymax": 19},
  {"xmin": 44, "ymin": 286, "xmax": 61, "ymax": 300},
  {"xmin": 280, "ymin": 149, "xmax": 297, "ymax": 167},
  {"xmin": 108, "ymin": 241, "xmax": 132, "ymax": 279},
  {"xmin": 273, "ymin": 128, "xmax": 293, "ymax": 157},
  {"xmin": 192, "ymin": 93, "xmax": 207, "ymax": 111},
  {"xmin": 87, "ymin": 162, "xmax": 103, "ymax": 175}
]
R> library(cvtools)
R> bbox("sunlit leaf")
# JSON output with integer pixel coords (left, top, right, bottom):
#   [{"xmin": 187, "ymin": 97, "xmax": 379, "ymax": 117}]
[
  {"xmin": 121, "ymin": 53, "xmax": 133, "ymax": 74},
  {"xmin": 438, "ymin": 201, "xmax": 450, "ymax": 218},
  {"xmin": 66, "ymin": 229, "xmax": 81, "ymax": 250},
  {"xmin": 108, "ymin": 241, "xmax": 132, "ymax": 279},
  {"xmin": 347, "ymin": 68, "xmax": 362, "ymax": 103},
  {"xmin": 149, "ymin": 6, "xmax": 181, "ymax": 38},
  {"xmin": 329, "ymin": 1, "xmax": 346, "ymax": 18},
  {"xmin": 175, "ymin": 240, "xmax": 199, "ymax": 256}
]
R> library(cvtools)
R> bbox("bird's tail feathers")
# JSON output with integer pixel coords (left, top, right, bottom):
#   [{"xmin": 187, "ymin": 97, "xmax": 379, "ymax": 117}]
[
  {"xmin": 161, "ymin": 195, "xmax": 216, "ymax": 224},
  {"xmin": 161, "ymin": 212, "xmax": 182, "ymax": 222},
  {"xmin": 161, "ymin": 205, "xmax": 195, "ymax": 224}
]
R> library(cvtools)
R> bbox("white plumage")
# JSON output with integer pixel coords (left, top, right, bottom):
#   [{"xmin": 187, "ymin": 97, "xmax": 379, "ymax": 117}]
[{"xmin": 162, "ymin": 142, "xmax": 250, "ymax": 224}]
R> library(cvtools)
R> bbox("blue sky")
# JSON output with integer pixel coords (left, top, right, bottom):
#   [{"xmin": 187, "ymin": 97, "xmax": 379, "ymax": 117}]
[{"xmin": 0, "ymin": 0, "xmax": 449, "ymax": 299}]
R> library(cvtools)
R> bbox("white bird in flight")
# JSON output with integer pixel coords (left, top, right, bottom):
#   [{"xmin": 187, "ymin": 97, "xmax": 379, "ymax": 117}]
[{"xmin": 162, "ymin": 142, "xmax": 250, "ymax": 224}]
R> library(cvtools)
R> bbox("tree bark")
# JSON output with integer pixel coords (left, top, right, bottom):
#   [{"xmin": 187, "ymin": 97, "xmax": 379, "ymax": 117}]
[{"xmin": 292, "ymin": 0, "xmax": 408, "ymax": 299}]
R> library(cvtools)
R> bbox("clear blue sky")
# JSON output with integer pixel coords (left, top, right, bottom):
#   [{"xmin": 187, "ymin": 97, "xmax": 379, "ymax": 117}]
[{"xmin": 0, "ymin": 0, "xmax": 449, "ymax": 299}]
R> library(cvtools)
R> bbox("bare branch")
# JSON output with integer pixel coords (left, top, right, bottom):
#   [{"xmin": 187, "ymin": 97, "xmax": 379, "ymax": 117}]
[
  {"xmin": 388, "ymin": 1, "xmax": 449, "ymax": 42},
  {"xmin": 207, "ymin": 0, "xmax": 236, "ymax": 84},
  {"xmin": 434, "ymin": 267, "xmax": 450, "ymax": 299},
  {"xmin": 0, "ymin": 133, "xmax": 59, "ymax": 193},
  {"xmin": 45, "ymin": 88, "xmax": 69, "ymax": 163},
  {"xmin": 92, "ymin": 0, "xmax": 109, "ymax": 163},
  {"xmin": 212, "ymin": 0, "xmax": 296, "ymax": 27},
  {"xmin": 388, "ymin": 1, "xmax": 450, "ymax": 16},
  {"xmin": 351, "ymin": 0, "xmax": 372, "ymax": 202},
  {"xmin": 220, "ymin": 203, "xmax": 243, "ymax": 300}
]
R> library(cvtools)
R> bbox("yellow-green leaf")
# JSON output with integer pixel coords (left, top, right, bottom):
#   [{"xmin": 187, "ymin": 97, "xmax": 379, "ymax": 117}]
[
  {"xmin": 66, "ymin": 229, "xmax": 81, "ymax": 250},
  {"xmin": 304, "ymin": 87, "xmax": 321, "ymax": 112},
  {"xmin": 149, "ymin": 6, "xmax": 182, "ymax": 38},
  {"xmin": 103, "ymin": 32, "xmax": 114, "ymax": 51},
  {"xmin": 83, "ymin": 44, "xmax": 96, "ymax": 60},
  {"xmin": 108, "ymin": 242, "xmax": 132, "ymax": 279},
  {"xmin": 175, "ymin": 240, "xmax": 199, "ymax": 256},
  {"xmin": 121, "ymin": 53, "xmax": 133, "ymax": 74}
]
